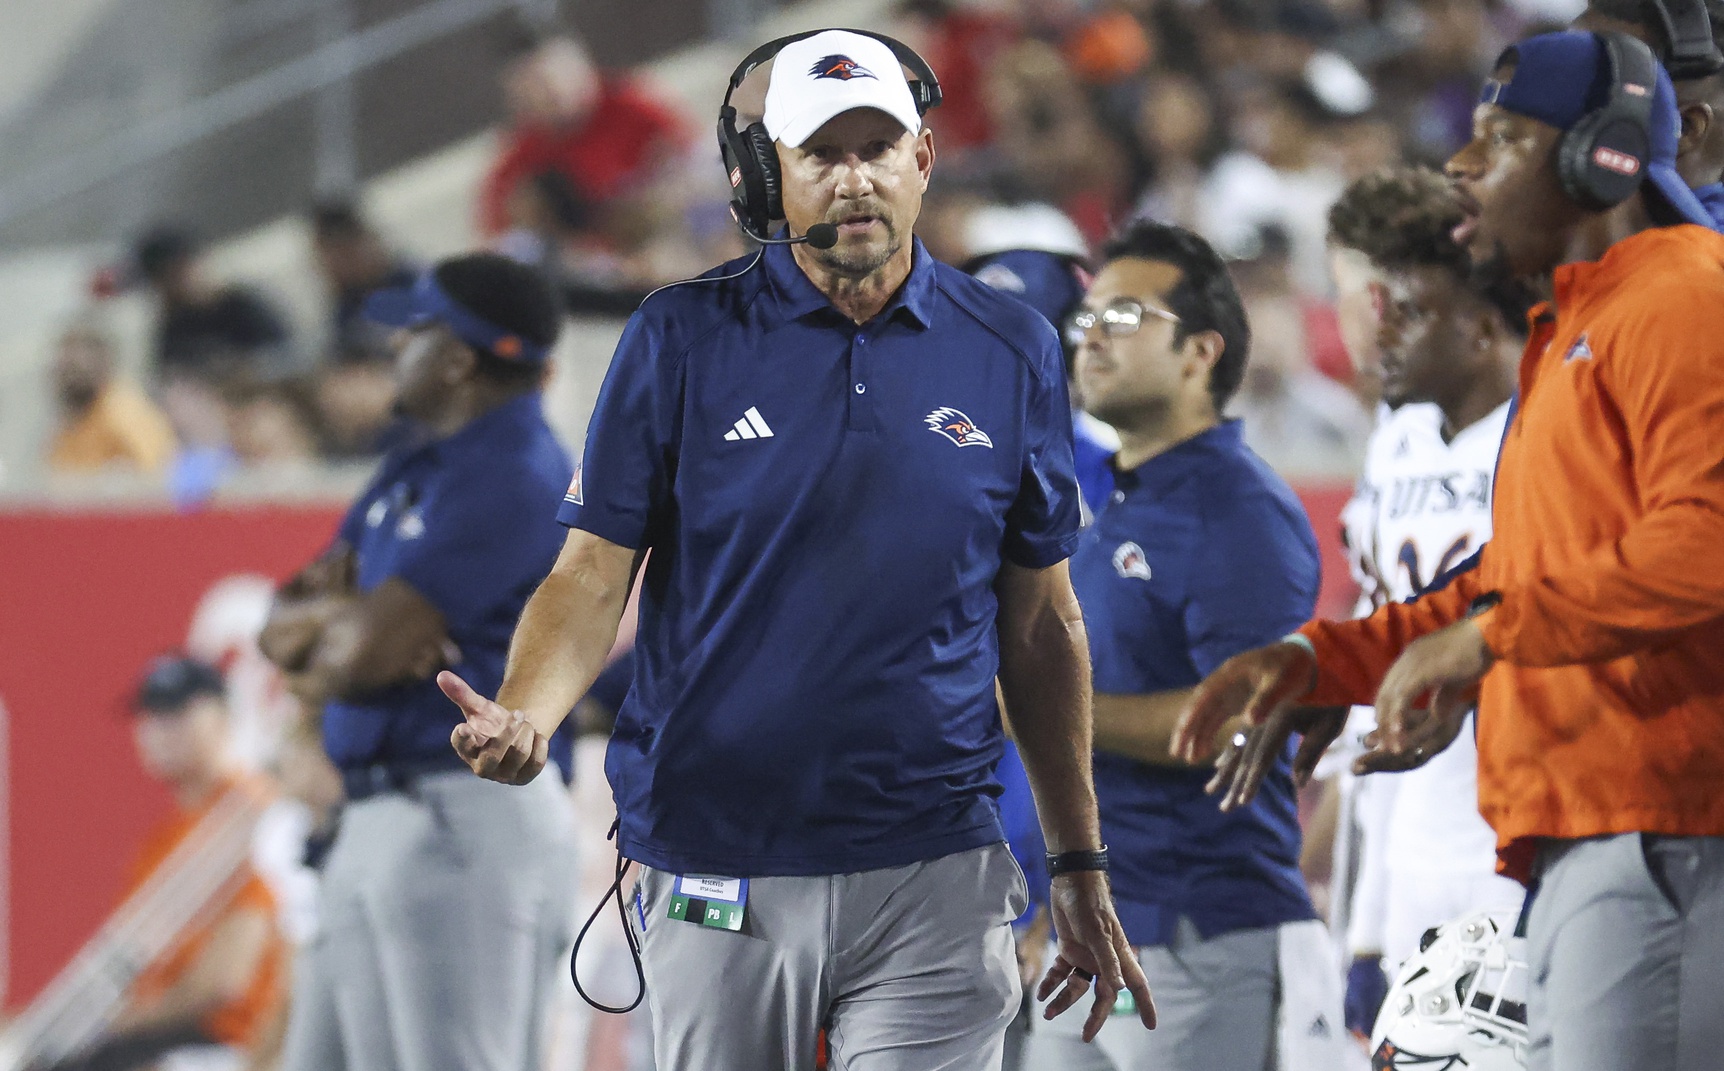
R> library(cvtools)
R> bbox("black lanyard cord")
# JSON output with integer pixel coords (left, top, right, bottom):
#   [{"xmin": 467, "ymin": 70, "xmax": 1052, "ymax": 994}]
[{"xmin": 571, "ymin": 821, "xmax": 647, "ymax": 1014}]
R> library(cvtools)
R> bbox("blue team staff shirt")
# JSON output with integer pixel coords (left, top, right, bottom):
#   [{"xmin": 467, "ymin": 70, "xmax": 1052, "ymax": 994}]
[
  {"xmin": 561, "ymin": 238, "xmax": 1082, "ymax": 876},
  {"xmin": 324, "ymin": 391, "xmax": 576, "ymax": 780},
  {"xmin": 1070, "ymin": 420, "xmax": 1319, "ymax": 946}
]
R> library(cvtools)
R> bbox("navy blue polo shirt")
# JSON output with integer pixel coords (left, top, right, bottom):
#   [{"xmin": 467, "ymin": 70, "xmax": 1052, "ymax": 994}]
[
  {"xmin": 323, "ymin": 391, "xmax": 576, "ymax": 780},
  {"xmin": 1070, "ymin": 420, "xmax": 1318, "ymax": 946},
  {"xmin": 561, "ymin": 238, "xmax": 1081, "ymax": 876}
]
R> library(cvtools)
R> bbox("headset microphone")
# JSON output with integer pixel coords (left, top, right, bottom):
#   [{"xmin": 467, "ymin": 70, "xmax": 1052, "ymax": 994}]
[{"xmin": 731, "ymin": 217, "xmax": 839, "ymax": 249}]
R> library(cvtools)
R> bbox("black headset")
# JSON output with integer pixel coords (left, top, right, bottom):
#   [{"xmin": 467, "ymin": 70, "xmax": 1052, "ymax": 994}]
[
  {"xmin": 716, "ymin": 29, "xmax": 942, "ymax": 241},
  {"xmin": 1651, "ymin": 0, "xmax": 1724, "ymax": 79},
  {"xmin": 1554, "ymin": 31, "xmax": 1660, "ymax": 209}
]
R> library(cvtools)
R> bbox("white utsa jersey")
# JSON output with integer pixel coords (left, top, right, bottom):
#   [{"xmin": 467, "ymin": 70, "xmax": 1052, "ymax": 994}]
[
  {"xmin": 1340, "ymin": 400, "xmax": 1522, "ymax": 956},
  {"xmin": 1353, "ymin": 401, "xmax": 1503, "ymax": 606}
]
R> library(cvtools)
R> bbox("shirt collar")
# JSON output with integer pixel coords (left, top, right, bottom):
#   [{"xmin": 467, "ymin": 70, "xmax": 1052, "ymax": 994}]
[
  {"xmin": 764, "ymin": 236, "xmax": 936, "ymax": 330},
  {"xmin": 1110, "ymin": 419, "xmax": 1245, "ymax": 498}
]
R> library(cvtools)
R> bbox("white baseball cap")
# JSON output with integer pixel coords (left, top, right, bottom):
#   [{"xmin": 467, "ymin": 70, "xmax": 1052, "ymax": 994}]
[{"xmin": 762, "ymin": 30, "xmax": 923, "ymax": 148}]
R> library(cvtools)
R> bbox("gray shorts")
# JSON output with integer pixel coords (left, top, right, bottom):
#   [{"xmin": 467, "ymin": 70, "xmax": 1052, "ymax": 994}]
[
  {"xmin": 627, "ymin": 842, "xmax": 1026, "ymax": 1071},
  {"xmin": 1523, "ymin": 833, "xmax": 1724, "ymax": 1071},
  {"xmin": 279, "ymin": 771, "xmax": 579, "ymax": 1071}
]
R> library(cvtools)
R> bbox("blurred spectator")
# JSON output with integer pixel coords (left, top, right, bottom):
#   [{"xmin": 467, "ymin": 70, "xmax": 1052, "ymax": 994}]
[
  {"xmin": 307, "ymin": 200, "xmax": 417, "ymax": 365},
  {"xmin": 47, "ymin": 324, "xmax": 177, "ymax": 475},
  {"xmin": 1227, "ymin": 225, "xmax": 1371, "ymax": 475},
  {"xmin": 159, "ymin": 381, "xmax": 238, "ymax": 509},
  {"xmin": 1369, "ymin": 0, "xmax": 1507, "ymax": 164},
  {"xmin": 892, "ymin": 0, "xmax": 1024, "ymax": 155},
  {"xmin": 1065, "ymin": 7, "xmax": 1157, "ymax": 87},
  {"xmin": 983, "ymin": 38, "xmax": 1130, "ymax": 242},
  {"xmin": 496, "ymin": 168, "xmax": 594, "ymax": 276},
  {"xmin": 1201, "ymin": 79, "xmax": 1352, "ymax": 296},
  {"xmin": 129, "ymin": 225, "xmax": 294, "ymax": 384},
  {"xmin": 1130, "ymin": 70, "xmax": 1231, "ymax": 231},
  {"xmin": 305, "ymin": 201, "xmax": 412, "ymax": 459},
  {"xmin": 478, "ymin": 31, "xmax": 690, "ymax": 254},
  {"xmin": 313, "ymin": 363, "xmax": 400, "ymax": 460},
  {"xmin": 43, "ymin": 657, "xmax": 285, "ymax": 1071},
  {"xmin": 226, "ymin": 383, "xmax": 322, "ymax": 471}
]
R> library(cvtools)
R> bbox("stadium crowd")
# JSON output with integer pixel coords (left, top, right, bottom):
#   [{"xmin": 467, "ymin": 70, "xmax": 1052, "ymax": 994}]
[{"xmin": 46, "ymin": 0, "xmax": 1593, "ymax": 498}]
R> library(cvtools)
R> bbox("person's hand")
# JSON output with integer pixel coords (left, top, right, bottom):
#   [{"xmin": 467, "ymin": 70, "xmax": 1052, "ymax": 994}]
[
  {"xmin": 1372, "ymin": 620, "xmax": 1492, "ymax": 759},
  {"xmin": 1172, "ymin": 641, "xmax": 1317, "ymax": 764},
  {"xmin": 441, "ymin": 671, "xmax": 549, "ymax": 784},
  {"xmin": 1352, "ymin": 704, "xmax": 1470, "ymax": 776},
  {"xmin": 1205, "ymin": 705, "xmax": 1349, "ymax": 812},
  {"xmin": 1038, "ymin": 871, "xmax": 1157, "ymax": 1040}
]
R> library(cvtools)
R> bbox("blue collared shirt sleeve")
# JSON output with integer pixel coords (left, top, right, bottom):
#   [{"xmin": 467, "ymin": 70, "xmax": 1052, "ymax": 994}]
[
  {"xmin": 558, "ymin": 313, "xmax": 679, "ymax": 549},
  {"xmin": 391, "ymin": 464, "xmax": 561, "ymax": 629},
  {"xmin": 1184, "ymin": 491, "xmax": 1321, "ymax": 677},
  {"xmin": 1002, "ymin": 335, "xmax": 1083, "ymax": 568}
]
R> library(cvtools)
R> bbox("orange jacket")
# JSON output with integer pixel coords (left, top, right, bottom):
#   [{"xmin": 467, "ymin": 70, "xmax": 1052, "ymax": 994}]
[
  {"xmin": 127, "ymin": 775, "xmax": 285, "ymax": 1048},
  {"xmin": 1298, "ymin": 225, "xmax": 1724, "ymax": 883}
]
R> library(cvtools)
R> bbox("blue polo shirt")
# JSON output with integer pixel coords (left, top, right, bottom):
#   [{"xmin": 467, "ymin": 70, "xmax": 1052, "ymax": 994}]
[
  {"xmin": 561, "ymin": 238, "xmax": 1082, "ymax": 876},
  {"xmin": 1069, "ymin": 420, "xmax": 1318, "ymax": 946},
  {"xmin": 323, "ymin": 391, "xmax": 576, "ymax": 780}
]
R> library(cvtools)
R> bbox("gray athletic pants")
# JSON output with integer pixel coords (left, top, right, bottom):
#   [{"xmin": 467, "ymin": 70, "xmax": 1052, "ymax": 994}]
[
  {"xmin": 627, "ymin": 842, "xmax": 1026, "ymax": 1071},
  {"xmin": 1523, "ymin": 833, "xmax": 1724, "ymax": 1071},
  {"xmin": 279, "ymin": 771, "xmax": 578, "ymax": 1071},
  {"xmin": 1023, "ymin": 916, "xmax": 1277, "ymax": 1071}
]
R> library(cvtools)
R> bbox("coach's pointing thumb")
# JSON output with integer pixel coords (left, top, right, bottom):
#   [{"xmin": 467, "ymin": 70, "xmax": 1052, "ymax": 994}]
[{"xmin": 438, "ymin": 671, "xmax": 501, "ymax": 735}]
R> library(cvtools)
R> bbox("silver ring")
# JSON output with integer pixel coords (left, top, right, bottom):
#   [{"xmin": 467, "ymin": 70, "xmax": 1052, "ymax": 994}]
[{"xmin": 1231, "ymin": 732, "xmax": 1248, "ymax": 748}]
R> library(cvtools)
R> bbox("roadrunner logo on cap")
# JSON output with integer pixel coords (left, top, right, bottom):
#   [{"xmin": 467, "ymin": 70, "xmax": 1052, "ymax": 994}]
[
  {"xmin": 810, "ymin": 55, "xmax": 876, "ymax": 81},
  {"xmin": 924, "ymin": 407, "xmax": 993, "ymax": 448}
]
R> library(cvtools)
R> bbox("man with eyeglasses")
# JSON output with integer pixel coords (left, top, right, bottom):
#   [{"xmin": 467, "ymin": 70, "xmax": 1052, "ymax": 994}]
[{"xmin": 1025, "ymin": 219, "xmax": 1350, "ymax": 1071}]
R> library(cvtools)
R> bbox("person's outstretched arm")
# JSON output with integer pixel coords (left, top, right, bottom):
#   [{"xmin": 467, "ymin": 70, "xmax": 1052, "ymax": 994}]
[{"xmin": 443, "ymin": 530, "xmax": 640, "ymax": 784}]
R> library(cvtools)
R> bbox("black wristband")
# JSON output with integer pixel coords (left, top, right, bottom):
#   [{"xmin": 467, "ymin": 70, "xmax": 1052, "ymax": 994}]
[{"xmin": 1046, "ymin": 846, "xmax": 1110, "ymax": 878}]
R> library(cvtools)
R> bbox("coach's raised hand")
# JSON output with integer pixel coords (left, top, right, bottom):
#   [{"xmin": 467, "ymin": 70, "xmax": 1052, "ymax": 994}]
[
  {"xmin": 441, "ymin": 670, "xmax": 550, "ymax": 785},
  {"xmin": 1171, "ymin": 640, "xmax": 1317, "ymax": 764}
]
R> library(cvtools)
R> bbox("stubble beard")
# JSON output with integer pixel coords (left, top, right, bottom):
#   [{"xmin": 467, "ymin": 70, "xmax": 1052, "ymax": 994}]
[{"xmin": 814, "ymin": 217, "xmax": 901, "ymax": 279}]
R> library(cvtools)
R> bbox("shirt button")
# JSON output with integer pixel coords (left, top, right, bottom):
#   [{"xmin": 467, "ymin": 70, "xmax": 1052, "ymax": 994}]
[
  {"xmin": 1112, "ymin": 491, "xmax": 1125, "ymax": 504},
  {"xmin": 857, "ymin": 336, "xmax": 868, "ymax": 345},
  {"xmin": 854, "ymin": 383, "xmax": 867, "ymax": 395}
]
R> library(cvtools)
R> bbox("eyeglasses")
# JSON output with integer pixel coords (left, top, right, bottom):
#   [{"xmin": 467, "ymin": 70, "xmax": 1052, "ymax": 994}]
[{"xmin": 1064, "ymin": 299, "xmax": 1182, "ymax": 348}]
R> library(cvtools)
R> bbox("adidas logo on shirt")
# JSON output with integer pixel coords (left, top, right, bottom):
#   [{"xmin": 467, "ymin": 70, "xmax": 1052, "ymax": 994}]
[{"xmin": 723, "ymin": 407, "xmax": 774, "ymax": 441}]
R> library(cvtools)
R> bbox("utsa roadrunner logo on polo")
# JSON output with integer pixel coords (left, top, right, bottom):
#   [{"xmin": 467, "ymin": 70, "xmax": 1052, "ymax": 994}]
[
  {"xmin": 924, "ymin": 407, "xmax": 993, "ymax": 448},
  {"xmin": 810, "ymin": 55, "xmax": 876, "ymax": 81}
]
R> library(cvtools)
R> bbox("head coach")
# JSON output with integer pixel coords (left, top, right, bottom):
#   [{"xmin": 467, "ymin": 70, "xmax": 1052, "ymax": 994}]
[{"xmin": 439, "ymin": 26, "xmax": 1155, "ymax": 1071}]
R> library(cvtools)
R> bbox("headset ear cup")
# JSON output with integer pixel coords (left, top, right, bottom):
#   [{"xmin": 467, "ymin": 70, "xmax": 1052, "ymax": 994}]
[
  {"xmin": 1560, "ymin": 110, "xmax": 1650, "ymax": 209},
  {"xmin": 744, "ymin": 123, "xmax": 783, "ymax": 222},
  {"xmin": 1557, "ymin": 115, "xmax": 1608, "ymax": 208}
]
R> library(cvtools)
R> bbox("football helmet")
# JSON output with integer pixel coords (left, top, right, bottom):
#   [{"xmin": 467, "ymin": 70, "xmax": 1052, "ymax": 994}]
[{"xmin": 1369, "ymin": 912, "xmax": 1528, "ymax": 1070}]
